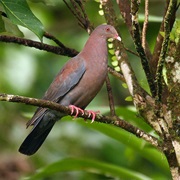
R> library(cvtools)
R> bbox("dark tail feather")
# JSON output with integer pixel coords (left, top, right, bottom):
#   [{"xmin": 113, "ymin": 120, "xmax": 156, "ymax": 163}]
[{"xmin": 19, "ymin": 120, "xmax": 56, "ymax": 156}]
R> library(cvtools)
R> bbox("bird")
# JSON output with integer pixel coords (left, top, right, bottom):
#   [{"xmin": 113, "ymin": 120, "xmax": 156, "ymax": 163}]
[{"xmin": 19, "ymin": 24, "xmax": 121, "ymax": 155}]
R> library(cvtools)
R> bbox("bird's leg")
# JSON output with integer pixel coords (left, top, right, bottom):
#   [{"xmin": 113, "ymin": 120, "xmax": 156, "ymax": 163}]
[
  {"xmin": 69, "ymin": 105, "xmax": 99, "ymax": 123},
  {"xmin": 86, "ymin": 110, "xmax": 100, "ymax": 123},
  {"xmin": 69, "ymin": 105, "xmax": 84, "ymax": 119}
]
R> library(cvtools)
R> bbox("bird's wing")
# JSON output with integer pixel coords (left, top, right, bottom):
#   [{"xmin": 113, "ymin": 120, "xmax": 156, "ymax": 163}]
[
  {"xmin": 43, "ymin": 57, "xmax": 86, "ymax": 102},
  {"xmin": 26, "ymin": 57, "xmax": 86, "ymax": 127}
]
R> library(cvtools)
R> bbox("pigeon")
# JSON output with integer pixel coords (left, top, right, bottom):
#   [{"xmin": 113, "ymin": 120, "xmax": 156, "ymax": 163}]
[{"xmin": 19, "ymin": 24, "xmax": 121, "ymax": 155}]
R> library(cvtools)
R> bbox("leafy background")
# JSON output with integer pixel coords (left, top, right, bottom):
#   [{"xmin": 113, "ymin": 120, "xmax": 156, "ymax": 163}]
[{"xmin": 0, "ymin": 0, "xmax": 178, "ymax": 179}]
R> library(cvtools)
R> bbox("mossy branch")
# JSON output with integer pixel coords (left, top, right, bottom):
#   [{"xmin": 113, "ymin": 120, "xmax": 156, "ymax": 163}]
[{"xmin": 0, "ymin": 93, "xmax": 160, "ymax": 149}]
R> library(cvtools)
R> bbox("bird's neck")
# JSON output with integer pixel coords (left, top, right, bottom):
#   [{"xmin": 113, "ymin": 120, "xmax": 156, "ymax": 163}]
[{"xmin": 80, "ymin": 34, "xmax": 108, "ymax": 60}]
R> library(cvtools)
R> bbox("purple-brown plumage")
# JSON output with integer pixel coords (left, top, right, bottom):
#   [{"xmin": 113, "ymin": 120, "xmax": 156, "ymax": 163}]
[{"xmin": 19, "ymin": 24, "xmax": 120, "ymax": 155}]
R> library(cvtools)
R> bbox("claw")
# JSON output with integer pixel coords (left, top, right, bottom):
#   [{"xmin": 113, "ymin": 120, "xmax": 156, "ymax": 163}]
[
  {"xmin": 69, "ymin": 105, "xmax": 100, "ymax": 123},
  {"xmin": 69, "ymin": 105, "xmax": 84, "ymax": 119},
  {"xmin": 86, "ymin": 110, "xmax": 100, "ymax": 123}
]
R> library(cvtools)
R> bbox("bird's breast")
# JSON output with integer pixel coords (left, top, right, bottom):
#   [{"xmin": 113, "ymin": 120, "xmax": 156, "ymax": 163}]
[
  {"xmin": 64, "ymin": 56, "xmax": 107, "ymax": 108},
  {"xmin": 60, "ymin": 39, "xmax": 108, "ymax": 108}
]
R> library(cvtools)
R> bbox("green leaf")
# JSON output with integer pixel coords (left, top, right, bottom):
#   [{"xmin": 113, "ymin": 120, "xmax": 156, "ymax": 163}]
[
  {"xmin": 115, "ymin": 106, "xmax": 151, "ymax": 131},
  {"xmin": 139, "ymin": 14, "xmax": 163, "ymax": 22},
  {"xmin": 29, "ymin": 0, "xmax": 64, "ymax": 6},
  {"xmin": 29, "ymin": 0, "xmax": 56, "ymax": 6},
  {"xmin": 125, "ymin": 96, "xmax": 133, "ymax": 101},
  {"xmin": 122, "ymin": 83, "xmax": 128, "ymax": 88},
  {"xmin": 170, "ymin": 20, "xmax": 180, "ymax": 44},
  {"xmin": 0, "ymin": 6, "xmax": 21, "ymax": 35},
  {"xmin": 80, "ymin": 117, "xmax": 169, "ymax": 173},
  {"xmin": 98, "ymin": 9, "xmax": 104, "ymax": 16},
  {"xmin": 114, "ymin": 66, "xmax": 120, "ymax": 72},
  {"xmin": 111, "ymin": 55, "xmax": 117, "ymax": 61},
  {"xmin": 108, "ymin": 43, "xmax": 113, "ymax": 48},
  {"xmin": 0, "ymin": 0, "xmax": 44, "ymax": 40},
  {"xmin": 108, "ymin": 49, "xmax": 115, "ymax": 55},
  {"xmin": 29, "ymin": 157, "xmax": 152, "ymax": 180},
  {"xmin": 160, "ymin": 31, "xmax": 165, "ymax": 38},
  {"xmin": 0, "ymin": 13, "xmax": 5, "ymax": 32},
  {"xmin": 1, "ymin": 16, "xmax": 24, "ymax": 36},
  {"xmin": 111, "ymin": 60, "xmax": 118, "ymax": 66}
]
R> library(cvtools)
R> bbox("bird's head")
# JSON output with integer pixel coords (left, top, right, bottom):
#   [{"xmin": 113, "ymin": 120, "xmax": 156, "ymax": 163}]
[{"xmin": 94, "ymin": 24, "xmax": 121, "ymax": 41}]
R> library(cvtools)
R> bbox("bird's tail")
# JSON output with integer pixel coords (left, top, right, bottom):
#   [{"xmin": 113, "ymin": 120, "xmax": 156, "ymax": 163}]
[{"xmin": 19, "ymin": 118, "xmax": 56, "ymax": 156}]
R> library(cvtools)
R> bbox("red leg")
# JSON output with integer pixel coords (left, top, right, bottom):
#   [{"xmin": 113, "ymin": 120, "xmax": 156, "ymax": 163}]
[
  {"xmin": 69, "ymin": 105, "xmax": 100, "ymax": 122},
  {"xmin": 86, "ymin": 110, "xmax": 100, "ymax": 123},
  {"xmin": 69, "ymin": 105, "xmax": 84, "ymax": 118}
]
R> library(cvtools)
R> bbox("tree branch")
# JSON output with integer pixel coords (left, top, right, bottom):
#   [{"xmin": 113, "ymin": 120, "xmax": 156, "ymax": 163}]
[
  {"xmin": 63, "ymin": 0, "xmax": 93, "ymax": 33},
  {"xmin": 151, "ymin": 0, "xmax": 177, "ymax": 75},
  {"xmin": 130, "ymin": 0, "xmax": 156, "ymax": 97},
  {"xmin": 142, "ymin": 0, "xmax": 149, "ymax": 52},
  {"xmin": 155, "ymin": 0, "xmax": 177, "ymax": 102},
  {"xmin": 108, "ymin": 66, "xmax": 125, "ymax": 82},
  {"xmin": 0, "ymin": 93, "xmax": 161, "ymax": 149},
  {"xmin": 44, "ymin": 32, "xmax": 70, "ymax": 49},
  {"xmin": 116, "ymin": 0, "xmax": 132, "ymax": 33},
  {"xmin": 105, "ymin": 75, "xmax": 116, "ymax": 116},
  {"xmin": 116, "ymin": 0, "xmax": 152, "ymax": 60},
  {"xmin": 0, "ymin": 35, "xmax": 78, "ymax": 57}
]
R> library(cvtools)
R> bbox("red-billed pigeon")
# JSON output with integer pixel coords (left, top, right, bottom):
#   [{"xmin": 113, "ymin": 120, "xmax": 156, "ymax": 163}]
[{"xmin": 19, "ymin": 24, "xmax": 121, "ymax": 155}]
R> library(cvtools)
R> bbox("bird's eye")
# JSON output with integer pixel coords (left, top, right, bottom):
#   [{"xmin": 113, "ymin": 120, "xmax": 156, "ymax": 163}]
[{"xmin": 106, "ymin": 27, "xmax": 110, "ymax": 32}]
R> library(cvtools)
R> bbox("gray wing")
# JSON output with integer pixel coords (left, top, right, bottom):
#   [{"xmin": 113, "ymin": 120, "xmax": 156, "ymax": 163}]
[{"xmin": 27, "ymin": 57, "xmax": 86, "ymax": 127}]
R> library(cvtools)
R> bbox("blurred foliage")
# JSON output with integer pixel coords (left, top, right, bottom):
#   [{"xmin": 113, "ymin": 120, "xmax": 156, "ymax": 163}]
[{"xmin": 0, "ymin": 0, "xmax": 178, "ymax": 179}]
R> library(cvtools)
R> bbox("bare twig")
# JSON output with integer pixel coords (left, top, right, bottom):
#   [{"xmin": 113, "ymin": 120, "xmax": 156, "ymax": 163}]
[
  {"xmin": 155, "ymin": 0, "xmax": 177, "ymax": 102},
  {"xmin": 0, "ymin": 93, "xmax": 160, "ymax": 149},
  {"xmin": 124, "ymin": 47, "xmax": 139, "ymax": 57},
  {"xmin": 63, "ymin": 0, "xmax": 81, "ymax": 23},
  {"xmin": 117, "ymin": 0, "xmax": 154, "ymax": 78},
  {"xmin": 116, "ymin": 0, "xmax": 132, "ymax": 32},
  {"xmin": 108, "ymin": 66, "xmax": 125, "ymax": 82},
  {"xmin": 151, "ymin": 1, "xmax": 177, "ymax": 75},
  {"xmin": 116, "ymin": 0, "xmax": 152, "ymax": 61},
  {"xmin": 105, "ymin": 75, "xmax": 116, "ymax": 116},
  {"xmin": 131, "ymin": 0, "xmax": 156, "ymax": 97},
  {"xmin": 142, "ymin": 0, "xmax": 149, "ymax": 53},
  {"xmin": 63, "ymin": 0, "xmax": 93, "ymax": 33},
  {"xmin": 44, "ymin": 32, "xmax": 69, "ymax": 49},
  {"xmin": 76, "ymin": 0, "xmax": 93, "ymax": 33},
  {"xmin": 0, "ymin": 35, "xmax": 78, "ymax": 57}
]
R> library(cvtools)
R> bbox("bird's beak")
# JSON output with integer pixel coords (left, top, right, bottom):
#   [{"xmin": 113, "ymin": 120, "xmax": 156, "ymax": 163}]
[{"xmin": 115, "ymin": 35, "xmax": 121, "ymax": 41}]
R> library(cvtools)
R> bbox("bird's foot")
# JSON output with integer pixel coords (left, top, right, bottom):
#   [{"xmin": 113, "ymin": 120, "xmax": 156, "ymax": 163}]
[
  {"xmin": 86, "ymin": 110, "xmax": 100, "ymax": 123},
  {"xmin": 69, "ymin": 105, "xmax": 99, "ymax": 123},
  {"xmin": 69, "ymin": 105, "xmax": 84, "ymax": 119}
]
